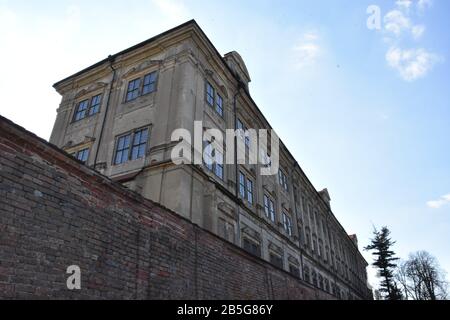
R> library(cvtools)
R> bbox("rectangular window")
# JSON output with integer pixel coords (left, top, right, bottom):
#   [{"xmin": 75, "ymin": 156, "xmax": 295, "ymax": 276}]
[
  {"xmin": 304, "ymin": 267, "xmax": 310, "ymax": 283},
  {"xmin": 237, "ymin": 119, "xmax": 244, "ymax": 130},
  {"xmin": 126, "ymin": 78, "xmax": 141, "ymax": 102},
  {"xmin": 305, "ymin": 229, "xmax": 311, "ymax": 248},
  {"xmin": 289, "ymin": 265, "xmax": 300, "ymax": 278},
  {"xmin": 114, "ymin": 128, "xmax": 149, "ymax": 165},
  {"xmin": 215, "ymin": 149, "xmax": 224, "ymax": 180},
  {"xmin": 216, "ymin": 94, "xmax": 223, "ymax": 116},
  {"xmin": 239, "ymin": 172, "xmax": 246, "ymax": 198},
  {"xmin": 278, "ymin": 169, "xmax": 289, "ymax": 191},
  {"xmin": 131, "ymin": 128, "xmax": 149, "ymax": 161},
  {"xmin": 114, "ymin": 134, "xmax": 132, "ymax": 165},
  {"xmin": 282, "ymin": 212, "xmax": 293, "ymax": 236},
  {"xmin": 236, "ymin": 119, "xmax": 250, "ymax": 148},
  {"xmin": 264, "ymin": 195, "xmax": 276, "ymax": 222},
  {"xmin": 204, "ymin": 143, "xmax": 214, "ymax": 171},
  {"xmin": 206, "ymin": 82, "xmax": 215, "ymax": 106},
  {"xmin": 204, "ymin": 143, "xmax": 223, "ymax": 180},
  {"xmin": 88, "ymin": 94, "xmax": 102, "ymax": 116},
  {"xmin": 142, "ymin": 72, "xmax": 157, "ymax": 95},
  {"xmin": 246, "ymin": 179, "xmax": 253, "ymax": 205},
  {"xmin": 76, "ymin": 148, "xmax": 90, "ymax": 164},
  {"xmin": 243, "ymin": 238, "xmax": 261, "ymax": 257},
  {"xmin": 239, "ymin": 172, "xmax": 254, "ymax": 205},
  {"xmin": 269, "ymin": 253, "xmax": 284, "ymax": 269},
  {"xmin": 74, "ymin": 100, "xmax": 89, "ymax": 121}
]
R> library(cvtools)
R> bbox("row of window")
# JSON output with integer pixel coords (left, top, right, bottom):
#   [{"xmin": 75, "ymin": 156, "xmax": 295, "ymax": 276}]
[
  {"xmin": 243, "ymin": 237, "xmax": 301, "ymax": 279},
  {"xmin": 263, "ymin": 194, "xmax": 293, "ymax": 236},
  {"xmin": 242, "ymin": 236, "xmax": 347, "ymax": 298},
  {"xmin": 72, "ymin": 71, "xmax": 159, "ymax": 123},
  {"xmin": 304, "ymin": 265, "xmax": 337, "ymax": 295},
  {"xmin": 69, "ymin": 127, "xmax": 149, "ymax": 167}
]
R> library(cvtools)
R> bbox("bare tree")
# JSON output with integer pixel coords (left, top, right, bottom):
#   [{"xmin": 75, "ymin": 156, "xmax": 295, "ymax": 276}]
[
  {"xmin": 395, "ymin": 260, "xmax": 411, "ymax": 300},
  {"xmin": 396, "ymin": 251, "xmax": 448, "ymax": 300}
]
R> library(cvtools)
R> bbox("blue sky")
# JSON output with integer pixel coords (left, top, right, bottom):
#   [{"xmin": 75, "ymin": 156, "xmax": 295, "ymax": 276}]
[{"xmin": 1, "ymin": 0, "xmax": 449, "ymax": 288}]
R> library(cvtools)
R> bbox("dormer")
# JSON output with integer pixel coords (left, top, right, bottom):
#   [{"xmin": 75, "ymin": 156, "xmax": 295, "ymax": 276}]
[
  {"xmin": 224, "ymin": 51, "xmax": 251, "ymax": 91},
  {"xmin": 319, "ymin": 188, "xmax": 331, "ymax": 208}
]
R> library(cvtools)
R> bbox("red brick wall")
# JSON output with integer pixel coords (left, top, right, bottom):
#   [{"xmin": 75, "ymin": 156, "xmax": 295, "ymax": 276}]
[{"xmin": 0, "ymin": 116, "xmax": 333, "ymax": 300}]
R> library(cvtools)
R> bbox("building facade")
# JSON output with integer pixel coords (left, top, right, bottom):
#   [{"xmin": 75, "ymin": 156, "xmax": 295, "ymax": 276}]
[{"xmin": 50, "ymin": 20, "xmax": 372, "ymax": 300}]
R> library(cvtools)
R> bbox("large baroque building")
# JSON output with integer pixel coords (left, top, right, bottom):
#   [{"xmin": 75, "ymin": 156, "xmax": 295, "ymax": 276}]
[{"xmin": 50, "ymin": 20, "xmax": 372, "ymax": 300}]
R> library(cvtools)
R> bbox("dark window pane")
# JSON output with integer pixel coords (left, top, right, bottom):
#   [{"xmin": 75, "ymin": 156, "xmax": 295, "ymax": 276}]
[
  {"xmin": 131, "ymin": 128, "xmax": 149, "ymax": 161},
  {"xmin": 204, "ymin": 144, "xmax": 213, "ymax": 171},
  {"xmin": 74, "ymin": 100, "xmax": 89, "ymax": 121},
  {"xmin": 290, "ymin": 265, "xmax": 300, "ymax": 278},
  {"xmin": 206, "ymin": 82, "xmax": 214, "ymax": 106},
  {"xmin": 142, "ymin": 72, "xmax": 157, "ymax": 95},
  {"xmin": 89, "ymin": 94, "xmax": 102, "ymax": 116},
  {"xmin": 247, "ymin": 179, "xmax": 253, "ymax": 204},
  {"xmin": 270, "ymin": 254, "xmax": 284, "ymax": 269},
  {"xmin": 214, "ymin": 149, "xmax": 224, "ymax": 179},
  {"xmin": 114, "ymin": 134, "xmax": 131, "ymax": 164},
  {"xmin": 215, "ymin": 163, "xmax": 223, "ymax": 180},
  {"xmin": 239, "ymin": 172, "xmax": 246, "ymax": 198},
  {"xmin": 76, "ymin": 148, "xmax": 89, "ymax": 164},
  {"xmin": 237, "ymin": 119, "xmax": 244, "ymax": 130},
  {"xmin": 243, "ymin": 238, "xmax": 261, "ymax": 257},
  {"xmin": 126, "ymin": 78, "xmax": 141, "ymax": 102},
  {"xmin": 216, "ymin": 94, "xmax": 223, "ymax": 116}
]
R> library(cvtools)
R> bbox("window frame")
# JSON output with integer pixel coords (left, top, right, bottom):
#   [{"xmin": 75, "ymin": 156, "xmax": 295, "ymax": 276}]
[
  {"xmin": 75, "ymin": 148, "xmax": 90, "ymax": 164},
  {"xmin": 216, "ymin": 94, "xmax": 223, "ymax": 117},
  {"xmin": 282, "ymin": 211, "xmax": 293, "ymax": 236},
  {"xmin": 125, "ymin": 71, "xmax": 159, "ymax": 103},
  {"xmin": 205, "ymin": 81, "xmax": 225, "ymax": 118},
  {"xmin": 88, "ymin": 94, "xmax": 102, "ymax": 116},
  {"xmin": 113, "ymin": 127, "xmax": 149, "ymax": 165},
  {"xmin": 130, "ymin": 128, "xmax": 149, "ymax": 161},
  {"xmin": 142, "ymin": 72, "xmax": 158, "ymax": 96},
  {"xmin": 278, "ymin": 169, "xmax": 289, "ymax": 192},
  {"xmin": 239, "ymin": 171, "xmax": 254, "ymax": 205},
  {"xmin": 246, "ymin": 178, "xmax": 254, "ymax": 205},
  {"xmin": 264, "ymin": 194, "xmax": 276, "ymax": 222},
  {"xmin": 203, "ymin": 142, "xmax": 224, "ymax": 180},
  {"xmin": 242, "ymin": 237, "xmax": 261, "ymax": 257},
  {"xmin": 269, "ymin": 252, "xmax": 284, "ymax": 269}
]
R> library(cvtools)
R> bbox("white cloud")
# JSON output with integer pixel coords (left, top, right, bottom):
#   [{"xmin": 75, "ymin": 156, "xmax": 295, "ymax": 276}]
[
  {"xmin": 412, "ymin": 24, "xmax": 426, "ymax": 39},
  {"xmin": 303, "ymin": 32, "xmax": 319, "ymax": 41},
  {"xmin": 396, "ymin": 0, "xmax": 413, "ymax": 10},
  {"xmin": 427, "ymin": 194, "xmax": 450, "ymax": 209},
  {"xmin": 384, "ymin": 10, "xmax": 411, "ymax": 37},
  {"xmin": 418, "ymin": 0, "xmax": 433, "ymax": 12},
  {"xmin": 386, "ymin": 47, "xmax": 440, "ymax": 81},
  {"xmin": 292, "ymin": 31, "xmax": 321, "ymax": 69},
  {"xmin": 384, "ymin": 9, "xmax": 425, "ymax": 39}
]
